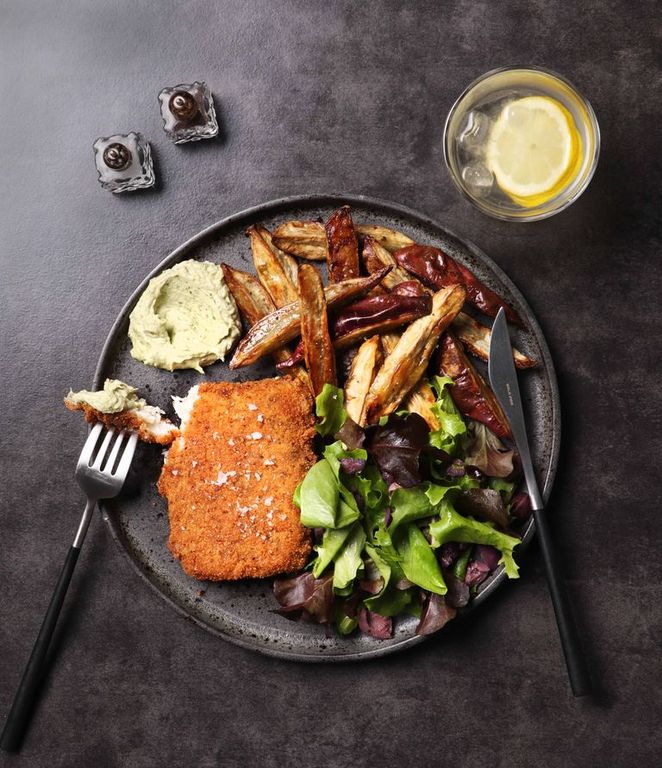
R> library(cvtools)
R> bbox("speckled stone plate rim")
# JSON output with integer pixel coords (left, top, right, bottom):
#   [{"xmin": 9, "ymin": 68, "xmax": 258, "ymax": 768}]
[{"xmin": 94, "ymin": 193, "xmax": 560, "ymax": 662}]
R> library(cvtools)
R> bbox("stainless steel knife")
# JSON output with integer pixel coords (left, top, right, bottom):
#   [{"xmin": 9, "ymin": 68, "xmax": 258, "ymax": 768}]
[{"xmin": 488, "ymin": 307, "xmax": 591, "ymax": 697}]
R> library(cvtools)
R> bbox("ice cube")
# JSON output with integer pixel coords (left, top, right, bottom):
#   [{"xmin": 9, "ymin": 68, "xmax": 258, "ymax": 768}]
[
  {"xmin": 457, "ymin": 110, "xmax": 491, "ymax": 149},
  {"xmin": 158, "ymin": 81, "xmax": 218, "ymax": 144},
  {"xmin": 93, "ymin": 132, "xmax": 155, "ymax": 193},
  {"xmin": 461, "ymin": 162, "xmax": 494, "ymax": 197}
]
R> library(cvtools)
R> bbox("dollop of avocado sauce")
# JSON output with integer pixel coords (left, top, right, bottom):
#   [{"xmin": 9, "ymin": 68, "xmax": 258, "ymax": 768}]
[
  {"xmin": 67, "ymin": 379, "xmax": 145, "ymax": 413},
  {"xmin": 128, "ymin": 260, "xmax": 241, "ymax": 372}
]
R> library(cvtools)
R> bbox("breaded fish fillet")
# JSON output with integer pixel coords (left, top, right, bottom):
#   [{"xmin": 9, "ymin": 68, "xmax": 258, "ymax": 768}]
[
  {"xmin": 158, "ymin": 377, "xmax": 315, "ymax": 580},
  {"xmin": 65, "ymin": 395, "xmax": 178, "ymax": 445}
]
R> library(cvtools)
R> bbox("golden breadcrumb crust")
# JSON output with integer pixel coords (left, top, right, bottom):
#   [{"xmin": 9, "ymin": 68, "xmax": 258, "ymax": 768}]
[
  {"xmin": 64, "ymin": 401, "xmax": 178, "ymax": 445},
  {"xmin": 158, "ymin": 377, "xmax": 315, "ymax": 581}
]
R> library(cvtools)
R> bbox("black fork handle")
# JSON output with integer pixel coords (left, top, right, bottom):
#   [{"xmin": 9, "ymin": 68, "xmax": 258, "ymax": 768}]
[{"xmin": 1, "ymin": 543, "xmax": 83, "ymax": 752}]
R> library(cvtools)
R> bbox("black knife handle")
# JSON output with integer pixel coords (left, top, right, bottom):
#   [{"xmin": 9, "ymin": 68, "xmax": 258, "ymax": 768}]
[
  {"xmin": 1, "ymin": 545, "xmax": 81, "ymax": 752},
  {"xmin": 533, "ymin": 506, "xmax": 592, "ymax": 697}
]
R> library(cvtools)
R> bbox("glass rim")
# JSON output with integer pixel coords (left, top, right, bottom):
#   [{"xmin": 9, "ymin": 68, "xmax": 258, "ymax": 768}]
[{"xmin": 443, "ymin": 65, "xmax": 601, "ymax": 222}]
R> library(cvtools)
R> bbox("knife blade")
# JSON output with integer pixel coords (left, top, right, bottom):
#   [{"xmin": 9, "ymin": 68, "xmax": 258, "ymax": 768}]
[
  {"xmin": 488, "ymin": 308, "xmax": 543, "ymax": 509},
  {"xmin": 488, "ymin": 308, "xmax": 591, "ymax": 697}
]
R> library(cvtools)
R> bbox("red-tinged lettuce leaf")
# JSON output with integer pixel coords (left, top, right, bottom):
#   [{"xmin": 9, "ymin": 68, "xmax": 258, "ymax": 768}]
[
  {"xmin": 336, "ymin": 417, "xmax": 365, "ymax": 449},
  {"xmin": 455, "ymin": 488, "xmax": 509, "ymax": 529},
  {"xmin": 273, "ymin": 572, "xmax": 334, "ymax": 624},
  {"xmin": 462, "ymin": 421, "xmax": 516, "ymax": 478},
  {"xmin": 415, "ymin": 593, "xmax": 457, "ymax": 636},
  {"xmin": 366, "ymin": 413, "xmax": 430, "ymax": 488},
  {"xmin": 358, "ymin": 607, "xmax": 393, "ymax": 639},
  {"xmin": 510, "ymin": 491, "xmax": 532, "ymax": 520},
  {"xmin": 443, "ymin": 574, "xmax": 470, "ymax": 608},
  {"xmin": 439, "ymin": 541, "xmax": 461, "ymax": 569},
  {"xmin": 465, "ymin": 544, "xmax": 501, "ymax": 587}
]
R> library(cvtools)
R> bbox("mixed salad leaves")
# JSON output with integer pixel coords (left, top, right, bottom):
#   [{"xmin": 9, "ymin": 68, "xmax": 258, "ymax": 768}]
[{"xmin": 274, "ymin": 382, "xmax": 530, "ymax": 639}]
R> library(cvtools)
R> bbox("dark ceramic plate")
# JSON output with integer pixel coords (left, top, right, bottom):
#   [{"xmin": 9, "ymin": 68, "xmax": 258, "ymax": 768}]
[{"xmin": 94, "ymin": 194, "xmax": 560, "ymax": 661}]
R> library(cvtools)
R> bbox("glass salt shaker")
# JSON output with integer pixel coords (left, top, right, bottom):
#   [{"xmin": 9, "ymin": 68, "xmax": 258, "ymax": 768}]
[{"xmin": 158, "ymin": 81, "xmax": 218, "ymax": 143}]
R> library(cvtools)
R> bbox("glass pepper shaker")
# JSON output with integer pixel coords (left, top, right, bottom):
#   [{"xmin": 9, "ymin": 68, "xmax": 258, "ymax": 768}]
[{"xmin": 92, "ymin": 132, "xmax": 155, "ymax": 193}]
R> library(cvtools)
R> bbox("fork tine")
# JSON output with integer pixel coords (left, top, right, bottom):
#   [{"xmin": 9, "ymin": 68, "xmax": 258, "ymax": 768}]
[
  {"xmin": 105, "ymin": 430, "xmax": 126, "ymax": 473},
  {"xmin": 91, "ymin": 427, "xmax": 115, "ymax": 470},
  {"xmin": 77, "ymin": 423, "xmax": 104, "ymax": 468},
  {"xmin": 114, "ymin": 433, "xmax": 138, "ymax": 480}
]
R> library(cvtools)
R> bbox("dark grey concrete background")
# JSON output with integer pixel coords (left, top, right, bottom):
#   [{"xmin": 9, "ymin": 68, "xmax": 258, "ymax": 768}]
[{"xmin": 1, "ymin": 1, "xmax": 661, "ymax": 766}]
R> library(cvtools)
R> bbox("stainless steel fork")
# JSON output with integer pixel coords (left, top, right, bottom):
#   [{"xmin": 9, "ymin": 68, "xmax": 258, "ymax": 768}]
[{"xmin": 1, "ymin": 424, "xmax": 138, "ymax": 752}]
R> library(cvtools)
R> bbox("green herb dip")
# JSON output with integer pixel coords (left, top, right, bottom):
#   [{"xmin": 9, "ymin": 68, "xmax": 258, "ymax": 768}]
[
  {"xmin": 128, "ymin": 260, "xmax": 241, "ymax": 372},
  {"xmin": 67, "ymin": 379, "xmax": 145, "ymax": 413}
]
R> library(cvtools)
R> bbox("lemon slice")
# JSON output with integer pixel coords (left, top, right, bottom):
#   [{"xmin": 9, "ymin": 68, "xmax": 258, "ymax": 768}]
[{"xmin": 486, "ymin": 96, "xmax": 579, "ymax": 206}]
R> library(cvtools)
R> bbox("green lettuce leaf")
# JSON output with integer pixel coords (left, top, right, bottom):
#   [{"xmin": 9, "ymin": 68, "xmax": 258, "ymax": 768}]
[
  {"xmin": 315, "ymin": 384, "xmax": 347, "ymax": 436},
  {"xmin": 363, "ymin": 545, "xmax": 413, "ymax": 616},
  {"xmin": 337, "ymin": 612, "xmax": 358, "ymax": 635},
  {"xmin": 345, "ymin": 464, "xmax": 389, "ymax": 536},
  {"xmin": 297, "ymin": 443, "xmax": 365, "ymax": 530},
  {"xmin": 396, "ymin": 524, "xmax": 447, "ymax": 595},
  {"xmin": 297, "ymin": 459, "xmax": 338, "ymax": 528},
  {"xmin": 332, "ymin": 523, "xmax": 366, "ymax": 591},
  {"xmin": 389, "ymin": 482, "xmax": 461, "ymax": 534},
  {"xmin": 369, "ymin": 526, "xmax": 406, "ymax": 581},
  {"xmin": 429, "ymin": 499, "xmax": 521, "ymax": 578},
  {"xmin": 488, "ymin": 477, "xmax": 516, "ymax": 503},
  {"xmin": 429, "ymin": 376, "xmax": 467, "ymax": 454},
  {"xmin": 312, "ymin": 525, "xmax": 354, "ymax": 577}
]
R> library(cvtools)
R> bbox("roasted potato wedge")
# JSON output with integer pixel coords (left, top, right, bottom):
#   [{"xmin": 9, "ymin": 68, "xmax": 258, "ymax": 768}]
[
  {"xmin": 325, "ymin": 206, "xmax": 359, "ymax": 282},
  {"xmin": 355, "ymin": 224, "xmax": 414, "ymax": 251},
  {"xmin": 395, "ymin": 244, "xmax": 524, "ymax": 326},
  {"xmin": 221, "ymin": 263, "xmax": 276, "ymax": 327},
  {"xmin": 272, "ymin": 218, "xmax": 413, "ymax": 256},
  {"xmin": 272, "ymin": 220, "xmax": 327, "ymax": 261},
  {"xmin": 298, "ymin": 264, "xmax": 336, "ymax": 395},
  {"xmin": 229, "ymin": 267, "xmax": 391, "ymax": 369},
  {"xmin": 438, "ymin": 331, "xmax": 512, "ymax": 439},
  {"xmin": 450, "ymin": 311, "xmax": 535, "ymax": 369},
  {"xmin": 362, "ymin": 235, "xmax": 422, "ymax": 291},
  {"xmin": 221, "ymin": 264, "xmax": 311, "ymax": 390},
  {"xmin": 379, "ymin": 332, "xmax": 440, "ymax": 430},
  {"xmin": 247, "ymin": 226, "xmax": 299, "ymax": 308},
  {"xmin": 363, "ymin": 284, "xmax": 466, "ymax": 423},
  {"xmin": 345, "ymin": 336, "xmax": 383, "ymax": 426},
  {"xmin": 361, "ymin": 237, "xmax": 533, "ymax": 369},
  {"xmin": 255, "ymin": 225, "xmax": 299, "ymax": 291},
  {"xmin": 404, "ymin": 385, "xmax": 441, "ymax": 432}
]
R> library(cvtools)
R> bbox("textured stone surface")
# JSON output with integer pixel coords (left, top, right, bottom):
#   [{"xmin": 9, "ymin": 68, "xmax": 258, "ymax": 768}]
[{"xmin": 1, "ymin": 1, "xmax": 661, "ymax": 766}]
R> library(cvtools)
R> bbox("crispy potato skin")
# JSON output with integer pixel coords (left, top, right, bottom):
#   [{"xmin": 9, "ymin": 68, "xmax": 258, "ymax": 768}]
[
  {"xmin": 355, "ymin": 224, "xmax": 414, "ymax": 251},
  {"xmin": 229, "ymin": 268, "xmax": 391, "ymax": 369},
  {"xmin": 325, "ymin": 206, "xmax": 359, "ymax": 282},
  {"xmin": 394, "ymin": 244, "xmax": 524, "ymax": 327},
  {"xmin": 255, "ymin": 225, "xmax": 299, "ymax": 291},
  {"xmin": 159, "ymin": 378, "xmax": 315, "ymax": 581},
  {"xmin": 222, "ymin": 263, "xmax": 275, "ymax": 326},
  {"xmin": 222, "ymin": 264, "xmax": 311, "ymax": 390},
  {"xmin": 344, "ymin": 335, "xmax": 382, "ymax": 426},
  {"xmin": 272, "ymin": 220, "xmax": 327, "ymax": 260},
  {"xmin": 438, "ymin": 332, "xmax": 512, "ymax": 440},
  {"xmin": 298, "ymin": 264, "xmax": 337, "ymax": 395},
  {"xmin": 450, "ymin": 311, "xmax": 536, "ymax": 369},
  {"xmin": 361, "ymin": 239, "xmax": 534, "ymax": 369},
  {"xmin": 363, "ymin": 236, "xmax": 428, "ymax": 292},
  {"xmin": 363, "ymin": 284, "xmax": 466, "ymax": 423},
  {"xmin": 271, "ymin": 220, "xmax": 413, "ymax": 254},
  {"xmin": 247, "ymin": 226, "xmax": 299, "ymax": 308}
]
